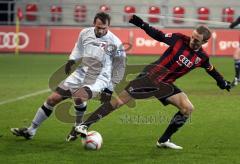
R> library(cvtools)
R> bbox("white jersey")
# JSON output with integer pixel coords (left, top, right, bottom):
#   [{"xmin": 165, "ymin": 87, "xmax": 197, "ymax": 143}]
[{"xmin": 67, "ymin": 27, "xmax": 126, "ymax": 92}]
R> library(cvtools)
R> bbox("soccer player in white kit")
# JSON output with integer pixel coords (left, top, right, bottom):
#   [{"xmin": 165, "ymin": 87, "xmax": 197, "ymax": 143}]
[
  {"xmin": 11, "ymin": 12, "xmax": 126, "ymax": 141},
  {"xmin": 229, "ymin": 16, "xmax": 240, "ymax": 86}
]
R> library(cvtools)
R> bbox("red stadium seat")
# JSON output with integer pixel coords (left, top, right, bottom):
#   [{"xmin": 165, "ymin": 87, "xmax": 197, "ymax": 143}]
[
  {"xmin": 197, "ymin": 7, "xmax": 210, "ymax": 21},
  {"xmin": 124, "ymin": 5, "xmax": 136, "ymax": 22},
  {"xmin": 74, "ymin": 5, "xmax": 86, "ymax": 22},
  {"xmin": 26, "ymin": 3, "xmax": 38, "ymax": 21},
  {"xmin": 148, "ymin": 6, "xmax": 160, "ymax": 23},
  {"xmin": 50, "ymin": 5, "xmax": 62, "ymax": 22},
  {"xmin": 99, "ymin": 5, "xmax": 110, "ymax": 12},
  {"xmin": 222, "ymin": 7, "xmax": 235, "ymax": 23},
  {"xmin": 173, "ymin": 6, "xmax": 185, "ymax": 23}
]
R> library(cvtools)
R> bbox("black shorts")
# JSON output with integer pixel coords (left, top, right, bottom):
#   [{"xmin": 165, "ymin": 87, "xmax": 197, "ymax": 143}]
[
  {"xmin": 157, "ymin": 84, "xmax": 182, "ymax": 106},
  {"xmin": 125, "ymin": 74, "xmax": 182, "ymax": 106},
  {"xmin": 125, "ymin": 74, "xmax": 181, "ymax": 101}
]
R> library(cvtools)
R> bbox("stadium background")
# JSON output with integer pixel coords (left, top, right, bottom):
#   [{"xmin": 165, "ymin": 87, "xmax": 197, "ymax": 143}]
[
  {"xmin": 0, "ymin": 0, "xmax": 240, "ymax": 163},
  {"xmin": 0, "ymin": 0, "xmax": 239, "ymax": 55}
]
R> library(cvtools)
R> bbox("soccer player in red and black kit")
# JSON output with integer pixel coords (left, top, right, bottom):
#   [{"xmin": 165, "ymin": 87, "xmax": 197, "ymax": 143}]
[{"xmin": 75, "ymin": 15, "xmax": 231, "ymax": 149}]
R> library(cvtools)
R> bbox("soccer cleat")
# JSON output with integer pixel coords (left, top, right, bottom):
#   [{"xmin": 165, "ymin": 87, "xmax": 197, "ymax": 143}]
[
  {"xmin": 66, "ymin": 126, "xmax": 79, "ymax": 142},
  {"xmin": 10, "ymin": 128, "xmax": 34, "ymax": 140},
  {"xmin": 156, "ymin": 139, "xmax": 183, "ymax": 150},
  {"xmin": 75, "ymin": 125, "xmax": 88, "ymax": 137}
]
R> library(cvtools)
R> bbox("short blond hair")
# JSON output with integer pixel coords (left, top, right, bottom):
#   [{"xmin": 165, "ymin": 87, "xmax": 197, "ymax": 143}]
[{"xmin": 196, "ymin": 25, "xmax": 212, "ymax": 41}]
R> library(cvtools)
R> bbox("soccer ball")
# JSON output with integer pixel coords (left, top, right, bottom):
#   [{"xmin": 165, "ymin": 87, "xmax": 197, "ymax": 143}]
[{"xmin": 81, "ymin": 131, "xmax": 103, "ymax": 150}]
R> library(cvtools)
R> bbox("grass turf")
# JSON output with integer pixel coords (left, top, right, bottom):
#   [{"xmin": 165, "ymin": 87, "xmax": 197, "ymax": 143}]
[{"xmin": 0, "ymin": 54, "xmax": 239, "ymax": 164}]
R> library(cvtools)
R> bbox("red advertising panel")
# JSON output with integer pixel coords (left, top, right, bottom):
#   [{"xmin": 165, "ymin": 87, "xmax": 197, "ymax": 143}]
[
  {"xmin": 0, "ymin": 26, "xmax": 46, "ymax": 53},
  {"xmin": 49, "ymin": 27, "xmax": 81, "ymax": 53},
  {"xmin": 0, "ymin": 26, "xmax": 238, "ymax": 56},
  {"xmin": 214, "ymin": 29, "xmax": 239, "ymax": 56},
  {"xmin": 110, "ymin": 28, "xmax": 130, "ymax": 44},
  {"xmin": 110, "ymin": 28, "xmax": 131, "ymax": 53}
]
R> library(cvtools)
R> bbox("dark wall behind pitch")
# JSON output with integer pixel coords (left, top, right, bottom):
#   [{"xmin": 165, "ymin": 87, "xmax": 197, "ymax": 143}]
[{"xmin": 0, "ymin": 0, "xmax": 15, "ymax": 25}]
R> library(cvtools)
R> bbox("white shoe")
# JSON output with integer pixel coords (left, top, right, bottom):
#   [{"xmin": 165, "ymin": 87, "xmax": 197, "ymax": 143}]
[
  {"xmin": 156, "ymin": 139, "xmax": 183, "ymax": 150},
  {"xmin": 231, "ymin": 77, "xmax": 239, "ymax": 87},
  {"xmin": 75, "ymin": 125, "xmax": 88, "ymax": 137}
]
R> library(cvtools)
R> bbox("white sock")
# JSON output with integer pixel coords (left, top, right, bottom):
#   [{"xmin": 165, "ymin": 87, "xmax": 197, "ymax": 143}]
[
  {"xmin": 28, "ymin": 102, "xmax": 53, "ymax": 134},
  {"xmin": 74, "ymin": 102, "xmax": 87, "ymax": 127}
]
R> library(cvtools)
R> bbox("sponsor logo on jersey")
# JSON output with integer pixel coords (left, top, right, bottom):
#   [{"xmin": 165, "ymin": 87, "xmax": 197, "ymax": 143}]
[
  {"xmin": 195, "ymin": 57, "xmax": 201, "ymax": 64},
  {"xmin": 176, "ymin": 54, "xmax": 193, "ymax": 68},
  {"xmin": 165, "ymin": 33, "xmax": 173, "ymax": 38}
]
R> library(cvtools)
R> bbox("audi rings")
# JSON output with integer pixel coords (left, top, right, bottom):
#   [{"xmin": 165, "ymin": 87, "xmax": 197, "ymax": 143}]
[{"xmin": 0, "ymin": 32, "xmax": 29, "ymax": 49}]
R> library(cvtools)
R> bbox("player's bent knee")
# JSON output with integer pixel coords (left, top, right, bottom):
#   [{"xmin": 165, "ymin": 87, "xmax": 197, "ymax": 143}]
[
  {"xmin": 47, "ymin": 93, "xmax": 63, "ymax": 106},
  {"xmin": 110, "ymin": 99, "xmax": 125, "ymax": 109},
  {"xmin": 116, "ymin": 101, "xmax": 125, "ymax": 108},
  {"xmin": 112, "ymin": 90, "xmax": 133, "ymax": 108},
  {"xmin": 72, "ymin": 87, "xmax": 92, "ymax": 102},
  {"xmin": 180, "ymin": 104, "xmax": 194, "ymax": 116}
]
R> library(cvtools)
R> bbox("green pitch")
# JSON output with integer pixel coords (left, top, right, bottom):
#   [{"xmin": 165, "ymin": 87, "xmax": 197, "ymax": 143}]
[{"xmin": 0, "ymin": 54, "xmax": 239, "ymax": 164}]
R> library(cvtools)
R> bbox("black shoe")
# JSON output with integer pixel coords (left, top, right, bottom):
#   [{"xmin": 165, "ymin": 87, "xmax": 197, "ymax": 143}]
[
  {"xmin": 10, "ymin": 128, "xmax": 33, "ymax": 140},
  {"xmin": 66, "ymin": 126, "xmax": 79, "ymax": 142}
]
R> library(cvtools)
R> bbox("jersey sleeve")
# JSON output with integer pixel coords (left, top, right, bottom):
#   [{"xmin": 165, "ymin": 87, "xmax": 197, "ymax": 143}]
[
  {"xmin": 202, "ymin": 58, "xmax": 225, "ymax": 83},
  {"xmin": 201, "ymin": 57, "xmax": 213, "ymax": 70},
  {"xmin": 69, "ymin": 30, "xmax": 84, "ymax": 61},
  {"xmin": 142, "ymin": 23, "xmax": 179, "ymax": 46},
  {"xmin": 111, "ymin": 37, "xmax": 126, "ymax": 88}
]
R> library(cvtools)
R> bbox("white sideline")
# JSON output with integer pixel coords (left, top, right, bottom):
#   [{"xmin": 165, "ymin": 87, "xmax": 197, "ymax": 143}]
[{"xmin": 0, "ymin": 89, "xmax": 50, "ymax": 106}]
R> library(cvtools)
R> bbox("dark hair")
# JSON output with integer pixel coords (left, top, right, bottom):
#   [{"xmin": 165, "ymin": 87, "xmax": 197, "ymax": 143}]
[
  {"xmin": 196, "ymin": 25, "xmax": 212, "ymax": 41},
  {"xmin": 93, "ymin": 12, "xmax": 111, "ymax": 25}
]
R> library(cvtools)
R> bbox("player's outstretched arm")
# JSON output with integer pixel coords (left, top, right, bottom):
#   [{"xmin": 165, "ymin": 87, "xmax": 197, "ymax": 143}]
[
  {"xmin": 217, "ymin": 80, "xmax": 231, "ymax": 91},
  {"xmin": 206, "ymin": 66, "xmax": 231, "ymax": 91},
  {"xmin": 129, "ymin": 15, "xmax": 173, "ymax": 44},
  {"xmin": 229, "ymin": 16, "xmax": 240, "ymax": 29},
  {"xmin": 129, "ymin": 15, "xmax": 146, "ymax": 29}
]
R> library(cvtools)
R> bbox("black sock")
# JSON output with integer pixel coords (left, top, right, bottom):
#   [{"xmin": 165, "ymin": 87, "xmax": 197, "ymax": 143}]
[
  {"xmin": 159, "ymin": 111, "xmax": 188, "ymax": 143},
  {"xmin": 234, "ymin": 60, "xmax": 240, "ymax": 79},
  {"xmin": 41, "ymin": 104, "xmax": 53, "ymax": 117},
  {"xmin": 83, "ymin": 102, "xmax": 115, "ymax": 127}
]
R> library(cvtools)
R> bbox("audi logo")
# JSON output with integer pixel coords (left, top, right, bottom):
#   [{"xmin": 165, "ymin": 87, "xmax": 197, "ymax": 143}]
[{"xmin": 0, "ymin": 32, "xmax": 29, "ymax": 49}]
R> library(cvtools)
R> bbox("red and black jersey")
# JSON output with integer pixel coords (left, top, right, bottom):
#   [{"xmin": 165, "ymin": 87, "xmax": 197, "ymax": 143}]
[{"xmin": 140, "ymin": 24, "xmax": 222, "ymax": 84}]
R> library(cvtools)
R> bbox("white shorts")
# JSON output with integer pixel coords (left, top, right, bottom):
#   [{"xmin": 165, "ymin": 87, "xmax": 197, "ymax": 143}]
[{"xmin": 58, "ymin": 73, "xmax": 109, "ymax": 98}]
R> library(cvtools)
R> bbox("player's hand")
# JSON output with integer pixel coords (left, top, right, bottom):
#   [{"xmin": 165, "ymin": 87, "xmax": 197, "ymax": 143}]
[
  {"xmin": 217, "ymin": 80, "xmax": 231, "ymax": 91},
  {"xmin": 129, "ymin": 15, "xmax": 144, "ymax": 28},
  {"xmin": 100, "ymin": 88, "xmax": 113, "ymax": 104},
  {"xmin": 229, "ymin": 22, "xmax": 235, "ymax": 29},
  {"xmin": 65, "ymin": 60, "xmax": 75, "ymax": 75}
]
